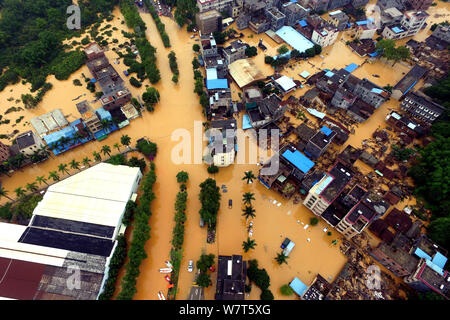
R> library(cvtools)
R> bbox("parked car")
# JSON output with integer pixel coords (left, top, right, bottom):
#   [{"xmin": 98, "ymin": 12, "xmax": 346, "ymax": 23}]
[
  {"xmin": 188, "ymin": 260, "xmax": 194, "ymax": 272},
  {"xmin": 281, "ymin": 237, "xmax": 291, "ymax": 249}
]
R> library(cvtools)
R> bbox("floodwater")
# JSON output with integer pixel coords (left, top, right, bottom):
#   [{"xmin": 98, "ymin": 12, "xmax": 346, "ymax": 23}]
[{"xmin": 0, "ymin": 3, "xmax": 448, "ymax": 300}]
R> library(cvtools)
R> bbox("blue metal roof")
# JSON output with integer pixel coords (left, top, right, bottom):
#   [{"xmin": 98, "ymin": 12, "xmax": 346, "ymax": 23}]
[
  {"xmin": 320, "ymin": 126, "xmax": 332, "ymax": 136},
  {"xmin": 414, "ymin": 248, "xmax": 432, "ymax": 260},
  {"xmin": 392, "ymin": 26, "xmax": 404, "ymax": 34},
  {"xmin": 432, "ymin": 252, "xmax": 448, "ymax": 269},
  {"xmin": 206, "ymin": 79, "xmax": 228, "ymax": 90},
  {"xmin": 371, "ymin": 88, "xmax": 383, "ymax": 94},
  {"xmin": 281, "ymin": 149, "xmax": 314, "ymax": 174},
  {"xmin": 356, "ymin": 20, "xmax": 368, "ymax": 26},
  {"xmin": 299, "ymin": 19, "xmax": 307, "ymax": 27},
  {"xmin": 344, "ymin": 63, "xmax": 359, "ymax": 73},
  {"xmin": 425, "ymin": 259, "xmax": 444, "ymax": 276},
  {"xmin": 96, "ymin": 107, "xmax": 112, "ymax": 120},
  {"xmin": 290, "ymin": 277, "xmax": 308, "ymax": 296},
  {"xmin": 325, "ymin": 71, "xmax": 335, "ymax": 77},
  {"xmin": 242, "ymin": 114, "xmax": 252, "ymax": 130}
]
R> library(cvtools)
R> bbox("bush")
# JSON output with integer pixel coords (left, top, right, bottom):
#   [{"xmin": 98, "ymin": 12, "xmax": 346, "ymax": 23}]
[
  {"xmin": 310, "ymin": 217, "xmax": 319, "ymax": 226},
  {"xmin": 245, "ymin": 46, "xmax": 258, "ymax": 57},
  {"xmin": 176, "ymin": 171, "xmax": 189, "ymax": 183},
  {"xmin": 130, "ymin": 76, "xmax": 142, "ymax": 88},
  {"xmin": 207, "ymin": 165, "xmax": 219, "ymax": 174},
  {"xmin": 193, "ymin": 44, "xmax": 200, "ymax": 52},
  {"xmin": 73, "ymin": 79, "xmax": 82, "ymax": 86},
  {"xmin": 280, "ymin": 284, "xmax": 293, "ymax": 296},
  {"xmin": 260, "ymin": 289, "xmax": 274, "ymax": 300}
]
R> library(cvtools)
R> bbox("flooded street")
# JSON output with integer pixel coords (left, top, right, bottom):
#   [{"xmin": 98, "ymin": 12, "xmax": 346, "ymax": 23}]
[{"xmin": 0, "ymin": 2, "xmax": 448, "ymax": 300}]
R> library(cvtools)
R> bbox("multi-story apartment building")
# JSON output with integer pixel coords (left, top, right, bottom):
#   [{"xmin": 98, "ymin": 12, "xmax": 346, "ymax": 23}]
[
  {"xmin": 353, "ymin": 78, "xmax": 389, "ymax": 109},
  {"xmin": 327, "ymin": 0, "xmax": 350, "ymax": 11},
  {"xmin": 305, "ymin": 127, "xmax": 336, "ymax": 160},
  {"xmin": 215, "ymin": 255, "xmax": 247, "ymax": 300},
  {"xmin": 196, "ymin": 9, "xmax": 223, "ymax": 34},
  {"xmin": 15, "ymin": 131, "xmax": 45, "ymax": 157},
  {"xmin": 431, "ymin": 25, "xmax": 450, "ymax": 44},
  {"xmin": 266, "ymin": 6, "xmax": 286, "ymax": 31},
  {"xmin": 280, "ymin": 2, "xmax": 308, "ymax": 27},
  {"xmin": 392, "ymin": 65, "xmax": 428, "ymax": 100},
  {"xmin": 382, "ymin": 11, "xmax": 429, "ymax": 40},
  {"xmin": 406, "ymin": 0, "xmax": 434, "ymax": 11},
  {"xmin": 200, "ymin": 34, "xmax": 218, "ymax": 59},
  {"xmin": 351, "ymin": 0, "xmax": 369, "ymax": 7},
  {"xmin": 404, "ymin": 259, "xmax": 450, "ymax": 299},
  {"xmin": 197, "ymin": 0, "xmax": 234, "ymax": 13},
  {"xmin": 311, "ymin": 25, "xmax": 339, "ymax": 47},
  {"xmin": 331, "ymin": 87, "xmax": 357, "ymax": 110},
  {"xmin": 328, "ymin": 10, "xmax": 349, "ymax": 31},
  {"xmin": 76, "ymin": 100, "xmax": 102, "ymax": 134},
  {"xmin": 400, "ymin": 91, "xmax": 445, "ymax": 123},
  {"xmin": 303, "ymin": 161, "xmax": 354, "ymax": 216},
  {"xmin": 308, "ymin": 0, "xmax": 330, "ymax": 12},
  {"xmin": 223, "ymin": 40, "xmax": 248, "ymax": 64}
]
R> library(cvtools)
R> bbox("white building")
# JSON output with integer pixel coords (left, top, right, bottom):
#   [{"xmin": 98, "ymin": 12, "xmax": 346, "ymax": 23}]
[
  {"xmin": 197, "ymin": 0, "xmax": 234, "ymax": 13},
  {"xmin": 355, "ymin": 24, "xmax": 377, "ymax": 40},
  {"xmin": 382, "ymin": 11, "xmax": 428, "ymax": 40},
  {"xmin": 311, "ymin": 26, "xmax": 339, "ymax": 47}
]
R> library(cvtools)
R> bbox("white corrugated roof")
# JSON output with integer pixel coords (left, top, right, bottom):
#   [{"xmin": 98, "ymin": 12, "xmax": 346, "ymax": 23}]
[
  {"xmin": 275, "ymin": 75, "xmax": 296, "ymax": 91},
  {"xmin": 0, "ymin": 222, "xmax": 27, "ymax": 242},
  {"xmin": 0, "ymin": 240, "xmax": 68, "ymax": 266}
]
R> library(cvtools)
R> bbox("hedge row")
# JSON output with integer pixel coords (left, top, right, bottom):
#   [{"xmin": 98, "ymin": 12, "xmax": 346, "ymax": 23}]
[
  {"xmin": 116, "ymin": 161, "xmax": 157, "ymax": 300},
  {"xmin": 144, "ymin": 0, "xmax": 171, "ymax": 48}
]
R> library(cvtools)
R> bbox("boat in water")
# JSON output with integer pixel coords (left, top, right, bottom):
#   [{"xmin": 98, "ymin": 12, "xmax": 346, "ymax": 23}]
[
  {"xmin": 159, "ymin": 267, "xmax": 173, "ymax": 273},
  {"xmin": 157, "ymin": 291, "xmax": 166, "ymax": 300}
]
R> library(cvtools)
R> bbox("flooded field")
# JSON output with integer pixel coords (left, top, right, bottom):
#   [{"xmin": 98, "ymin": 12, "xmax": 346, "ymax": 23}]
[{"xmin": 0, "ymin": 2, "xmax": 448, "ymax": 300}]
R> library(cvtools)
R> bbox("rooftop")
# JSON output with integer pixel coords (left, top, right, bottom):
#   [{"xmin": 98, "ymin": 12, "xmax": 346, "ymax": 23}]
[
  {"xmin": 16, "ymin": 131, "xmax": 38, "ymax": 150},
  {"xmin": 393, "ymin": 65, "xmax": 428, "ymax": 94},
  {"xmin": 228, "ymin": 59, "xmax": 265, "ymax": 88},
  {"xmin": 385, "ymin": 208, "xmax": 413, "ymax": 234},
  {"xmin": 30, "ymin": 109, "xmax": 68, "ymax": 136},
  {"xmin": 318, "ymin": 161, "xmax": 354, "ymax": 204},
  {"xmin": 276, "ymin": 26, "xmax": 314, "ymax": 53},
  {"xmin": 281, "ymin": 148, "xmax": 315, "ymax": 174}
]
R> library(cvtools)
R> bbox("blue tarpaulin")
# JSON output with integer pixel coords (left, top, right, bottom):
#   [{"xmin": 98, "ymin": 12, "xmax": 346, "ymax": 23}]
[
  {"xmin": 369, "ymin": 51, "xmax": 380, "ymax": 57},
  {"xmin": 242, "ymin": 114, "xmax": 252, "ymax": 130},
  {"xmin": 281, "ymin": 149, "xmax": 314, "ymax": 174},
  {"xmin": 206, "ymin": 79, "xmax": 228, "ymax": 90},
  {"xmin": 432, "ymin": 252, "xmax": 448, "ymax": 269},
  {"xmin": 344, "ymin": 63, "xmax": 359, "ymax": 73},
  {"xmin": 299, "ymin": 19, "xmax": 307, "ymax": 27},
  {"xmin": 392, "ymin": 26, "xmax": 404, "ymax": 33},
  {"xmin": 415, "ymin": 248, "xmax": 432, "ymax": 260},
  {"xmin": 325, "ymin": 71, "xmax": 335, "ymax": 77},
  {"xmin": 320, "ymin": 126, "xmax": 332, "ymax": 136},
  {"xmin": 290, "ymin": 277, "xmax": 308, "ymax": 296}
]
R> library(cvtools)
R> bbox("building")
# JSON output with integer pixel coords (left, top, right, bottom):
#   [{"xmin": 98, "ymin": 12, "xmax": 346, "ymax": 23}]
[
  {"xmin": 200, "ymin": 34, "xmax": 219, "ymax": 59},
  {"xmin": 83, "ymin": 42, "xmax": 105, "ymax": 60},
  {"xmin": 355, "ymin": 23, "xmax": 377, "ymax": 40},
  {"xmin": 376, "ymin": 0, "xmax": 405, "ymax": 11},
  {"xmin": 30, "ymin": 109, "xmax": 68, "ymax": 138},
  {"xmin": 280, "ymin": 2, "xmax": 307, "ymax": 26},
  {"xmin": 76, "ymin": 100, "xmax": 102, "ymax": 134},
  {"xmin": 304, "ymin": 161, "xmax": 354, "ymax": 216},
  {"xmin": 209, "ymin": 89, "xmax": 233, "ymax": 119},
  {"xmin": 223, "ymin": 40, "xmax": 249, "ymax": 64},
  {"xmin": 328, "ymin": 10, "xmax": 349, "ymax": 31},
  {"xmin": 431, "ymin": 25, "xmax": 450, "ymax": 44},
  {"xmin": 197, "ymin": 0, "xmax": 234, "ymax": 12},
  {"xmin": 273, "ymin": 75, "xmax": 298, "ymax": 96},
  {"xmin": 371, "ymin": 240, "xmax": 419, "ymax": 277},
  {"xmin": 382, "ymin": 11, "xmax": 429, "ymax": 40},
  {"xmin": 305, "ymin": 126, "xmax": 336, "ymax": 160},
  {"xmin": 266, "ymin": 7, "xmax": 286, "ymax": 31},
  {"xmin": 196, "ymin": 9, "xmax": 223, "ymax": 34},
  {"xmin": 311, "ymin": 25, "xmax": 339, "ymax": 47},
  {"xmin": 302, "ymin": 274, "xmax": 332, "ymax": 300},
  {"xmin": 392, "ymin": 65, "xmax": 428, "ymax": 100},
  {"xmin": 215, "ymin": 255, "xmax": 247, "ymax": 300},
  {"xmin": 307, "ymin": 0, "xmax": 330, "ymax": 12},
  {"xmin": 406, "ymin": 0, "xmax": 434, "ymax": 11},
  {"xmin": 228, "ymin": 58, "xmax": 265, "ymax": 88},
  {"xmin": 15, "ymin": 131, "xmax": 45, "ymax": 157},
  {"xmin": 0, "ymin": 141, "xmax": 10, "ymax": 162},
  {"xmin": 331, "ymin": 87, "xmax": 357, "ymax": 110},
  {"xmin": 351, "ymin": 0, "xmax": 369, "ymax": 7},
  {"xmin": 0, "ymin": 163, "xmax": 142, "ymax": 300},
  {"xmin": 247, "ymin": 93, "xmax": 285, "ymax": 128},
  {"xmin": 353, "ymin": 78, "xmax": 389, "ymax": 108},
  {"xmin": 207, "ymin": 118, "xmax": 237, "ymax": 167},
  {"xmin": 400, "ymin": 91, "xmax": 445, "ymax": 123}
]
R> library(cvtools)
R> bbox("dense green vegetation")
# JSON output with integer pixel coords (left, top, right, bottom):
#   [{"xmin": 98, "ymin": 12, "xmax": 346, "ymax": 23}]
[
  {"xmin": 408, "ymin": 75, "xmax": 450, "ymax": 250},
  {"xmin": 168, "ymin": 51, "xmax": 179, "ymax": 84},
  {"xmin": 245, "ymin": 46, "xmax": 258, "ymax": 58},
  {"xmin": 136, "ymin": 138, "xmax": 158, "ymax": 158},
  {"xmin": 117, "ymin": 161, "xmax": 157, "ymax": 299},
  {"xmin": 195, "ymin": 253, "xmax": 215, "ymax": 288},
  {"xmin": 193, "ymin": 62, "xmax": 208, "ymax": 115},
  {"xmin": 280, "ymin": 284, "xmax": 294, "ymax": 296},
  {"xmin": 198, "ymin": 178, "xmax": 221, "ymax": 231},
  {"xmin": 174, "ymin": 0, "xmax": 198, "ymax": 28},
  {"xmin": 144, "ymin": 0, "xmax": 171, "ymax": 47},
  {"xmin": 247, "ymin": 259, "xmax": 274, "ymax": 300},
  {"xmin": 376, "ymin": 39, "xmax": 410, "ymax": 66},
  {"xmin": 0, "ymin": 193, "xmax": 43, "ymax": 222},
  {"xmin": 142, "ymin": 87, "xmax": 160, "ymax": 111},
  {"xmin": 0, "ymin": 0, "xmax": 118, "ymax": 92}
]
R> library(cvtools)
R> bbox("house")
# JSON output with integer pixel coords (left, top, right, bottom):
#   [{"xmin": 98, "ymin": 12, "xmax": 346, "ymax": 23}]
[
  {"xmin": 304, "ymin": 126, "xmax": 336, "ymax": 160},
  {"xmin": 406, "ymin": 0, "xmax": 434, "ymax": 11},
  {"xmin": 208, "ymin": 89, "xmax": 233, "ymax": 119},
  {"xmin": 351, "ymin": 0, "xmax": 369, "ymax": 8},
  {"xmin": 331, "ymin": 87, "xmax": 357, "ymax": 110},
  {"xmin": 382, "ymin": 11, "xmax": 429, "ymax": 40},
  {"xmin": 307, "ymin": 0, "xmax": 330, "ymax": 12},
  {"xmin": 196, "ymin": 9, "xmax": 223, "ymax": 34},
  {"xmin": 385, "ymin": 111, "xmax": 425, "ymax": 138},
  {"xmin": 328, "ymin": 10, "xmax": 349, "ymax": 31},
  {"xmin": 302, "ymin": 274, "xmax": 332, "ymax": 300},
  {"xmin": 200, "ymin": 34, "xmax": 218, "ymax": 59},
  {"xmin": 273, "ymin": 75, "xmax": 298, "ymax": 95},
  {"xmin": 197, "ymin": 0, "xmax": 234, "ymax": 13},
  {"xmin": 385, "ymin": 208, "xmax": 413, "ymax": 234},
  {"xmin": 400, "ymin": 91, "xmax": 445, "ymax": 123},
  {"xmin": 296, "ymin": 123, "xmax": 316, "ymax": 149},
  {"xmin": 347, "ymin": 98, "xmax": 376, "ymax": 123},
  {"xmin": 371, "ymin": 240, "xmax": 419, "ymax": 277},
  {"xmin": 431, "ymin": 25, "xmax": 450, "ymax": 45},
  {"xmin": 392, "ymin": 65, "xmax": 428, "ymax": 100},
  {"xmin": 243, "ymin": 86, "xmax": 263, "ymax": 104},
  {"xmin": 76, "ymin": 100, "xmax": 102, "ymax": 134},
  {"xmin": 15, "ymin": 131, "xmax": 45, "ymax": 157},
  {"xmin": 247, "ymin": 93, "xmax": 285, "ymax": 128},
  {"xmin": 215, "ymin": 255, "xmax": 247, "ymax": 300},
  {"xmin": 228, "ymin": 58, "xmax": 265, "ymax": 89},
  {"xmin": 207, "ymin": 118, "xmax": 237, "ymax": 167},
  {"xmin": 311, "ymin": 25, "xmax": 339, "ymax": 47},
  {"xmin": 83, "ymin": 42, "xmax": 105, "ymax": 60},
  {"xmin": 280, "ymin": 2, "xmax": 307, "ymax": 27},
  {"xmin": 304, "ymin": 161, "xmax": 354, "ymax": 216},
  {"xmin": 0, "ymin": 141, "xmax": 10, "ymax": 162},
  {"xmin": 353, "ymin": 78, "xmax": 388, "ymax": 108},
  {"xmin": 289, "ymin": 277, "xmax": 309, "ymax": 298},
  {"xmin": 223, "ymin": 40, "xmax": 248, "ymax": 64},
  {"xmin": 30, "ymin": 109, "xmax": 69, "ymax": 138},
  {"xmin": 355, "ymin": 23, "xmax": 377, "ymax": 40},
  {"xmin": 266, "ymin": 6, "xmax": 286, "ymax": 31}
]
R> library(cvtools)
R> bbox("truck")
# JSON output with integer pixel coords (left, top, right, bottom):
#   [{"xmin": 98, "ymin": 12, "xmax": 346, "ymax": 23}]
[{"xmin": 281, "ymin": 238, "xmax": 295, "ymax": 257}]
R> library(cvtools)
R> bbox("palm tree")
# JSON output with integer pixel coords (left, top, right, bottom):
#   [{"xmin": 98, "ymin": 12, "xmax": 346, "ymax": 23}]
[
  {"xmin": 121, "ymin": 134, "xmax": 131, "ymax": 148},
  {"xmin": 242, "ymin": 205, "xmax": 256, "ymax": 220},
  {"xmin": 93, "ymin": 151, "xmax": 101, "ymax": 162},
  {"xmin": 48, "ymin": 171, "xmax": 60, "ymax": 182},
  {"xmin": 242, "ymin": 237, "xmax": 257, "ymax": 253},
  {"xmin": 25, "ymin": 182, "xmax": 38, "ymax": 192},
  {"xmin": 242, "ymin": 171, "xmax": 256, "ymax": 184},
  {"xmin": 0, "ymin": 187, "xmax": 13, "ymax": 201},
  {"xmin": 113, "ymin": 143, "xmax": 121, "ymax": 153},
  {"xmin": 82, "ymin": 157, "xmax": 91, "ymax": 167},
  {"xmin": 275, "ymin": 252, "xmax": 289, "ymax": 265},
  {"xmin": 69, "ymin": 159, "xmax": 81, "ymax": 171},
  {"xmin": 242, "ymin": 192, "xmax": 255, "ymax": 205},
  {"xmin": 14, "ymin": 187, "xmax": 26, "ymax": 198},
  {"xmin": 36, "ymin": 175, "xmax": 48, "ymax": 186},
  {"xmin": 101, "ymin": 145, "xmax": 111, "ymax": 157},
  {"xmin": 58, "ymin": 163, "xmax": 70, "ymax": 176}
]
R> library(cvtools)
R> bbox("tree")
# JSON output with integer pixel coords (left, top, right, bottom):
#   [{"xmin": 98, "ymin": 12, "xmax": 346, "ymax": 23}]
[
  {"xmin": 14, "ymin": 187, "xmax": 26, "ymax": 198},
  {"xmin": 196, "ymin": 253, "xmax": 215, "ymax": 273},
  {"xmin": 176, "ymin": 171, "xmax": 189, "ymax": 183},
  {"xmin": 196, "ymin": 272, "xmax": 212, "ymax": 288},
  {"xmin": 376, "ymin": 39, "xmax": 410, "ymax": 66},
  {"xmin": 192, "ymin": 57, "xmax": 200, "ymax": 69},
  {"xmin": 275, "ymin": 252, "xmax": 289, "ymax": 265},
  {"xmin": 280, "ymin": 284, "xmax": 294, "ymax": 296},
  {"xmin": 129, "ymin": 77, "xmax": 141, "ymax": 88},
  {"xmin": 136, "ymin": 139, "xmax": 157, "ymax": 157},
  {"xmin": 82, "ymin": 157, "xmax": 91, "ymax": 167},
  {"xmin": 48, "ymin": 171, "xmax": 60, "ymax": 182},
  {"xmin": 36, "ymin": 175, "xmax": 48, "ymax": 186},
  {"xmin": 198, "ymin": 178, "xmax": 221, "ymax": 228},
  {"xmin": 192, "ymin": 44, "xmax": 200, "ymax": 52},
  {"xmin": 260, "ymin": 289, "xmax": 274, "ymax": 300},
  {"xmin": 264, "ymin": 56, "xmax": 274, "ymax": 64},
  {"xmin": 121, "ymin": 135, "xmax": 131, "ymax": 148},
  {"xmin": 245, "ymin": 46, "xmax": 258, "ymax": 57},
  {"xmin": 0, "ymin": 187, "xmax": 13, "ymax": 201},
  {"xmin": 242, "ymin": 205, "xmax": 256, "ymax": 220},
  {"xmin": 69, "ymin": 159, "xmax": 80, "ymax": 171},
  {"xmin": 277, "ymin": 44, "xmax": 289, "ymax": 55},
  {"xmin": 310, "ymin": 217, "xmax": 319, "ymax": 226},
  {"xmin": 142, "ymin": 87, "xmax": 160, "ymax": 109},
  {"xmin": 101, "ymin": 145, "xmax": 112, "ymax": 158},
  {"xmin": 113, "ymin": 143, "xmax": 121, "ymax": 153},
  {"xmin": 242, "ymin": 237, "xmax": 257, "ymax": 252},
  {"xmin": 25, "ymin": 182, "xmax": 38, "ymax": 192},
  {"xmin": 58, "ymin": 163, "xmax": 70, "ymax": 176},
  {"xmin": 93, "ymin": 151, "xmax": 102, "ymax": 162},
  {"xmin": 242, "ymin": 171, "xmax": 256, "ymax": 184},
  {"xmin": 242, "ymin": 192, "xmax": 255, "ymax": 205},
  {"xmin": 290, "ymin": 49, "xmax": 301, "ymax": 60},
  {"xmin": 428, "ymin": 217, "xmax": 450, "ymax": 251},
  {"xmin": 313, "ymin": 44, "xmax": 322, "ymax": 55},
  {"xmin": 207, "ymin": 165, "xmax": 219, "ymax": 174}
]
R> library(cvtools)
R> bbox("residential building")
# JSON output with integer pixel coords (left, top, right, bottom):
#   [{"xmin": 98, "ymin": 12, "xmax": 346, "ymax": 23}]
[
  {"xmin": 355, "ymin": 23, "xmax": 377, "ymax": 40},
  {"xmin": 327, "ymin": 0, "xmax": 350, "ymax": 10},
  {"xmin": 200, "ymin": 34, "xmax": 219, "ymax": 59},
  {"xmin": 305, "ymin": 126, "xmax": 336, "ymax": 160},
  {"xmin": 376, "ymin": 0, "xmax": 405, "ymax": 11},
  {"xmin": 231, "ymin": 0, "xmax": 244, "ymax": 18},
  {"xmin": 208, "ymin": 89, "xmax": 233, "ymax": 119},
  {"xmin": 392, "ymin": 65, "xmax": 428, "ymax": 100},
  {"xmin": 308, "ymin": 0, "xmax": 330, "ymax": 12},
  {"xmin": 196, "ymin": 9, "xmax": 223, "ymax": 34},
  {"xmin": 431, "ymin": 25, "xmax": 450, "ymax": 44},
  {"xmin": 311, "ymin": 25, "xmax": 339, "ymax": 47},
  {"xmin": 328, "ymin": 10, "xmax": 349, "ymax": 31},
  {"xmin": 247, "ymin": 93, "xmax": 285, "ymax": 128},
  {"xmin": 273, "ymin": 75, "xmax": 298, "ymax": 96},
  {"xmin": 228, "ymin": 58, "xmax": 265, "ymax": 88},
  {"xmin": 382, "ymin": 11, "xmax": 429, "ymax": 40},
  {"xmin": 303, "ymin": 161, "xmax": 354, "ymax": 216},
  {"xmin": 281, "ymin": 2, "xmax": 308, "ymax": 26},
  {"xmin": 76, "ymin": 100, "xmax": 102, "ymax": 134},
  {"xmin": 223, "ymin": 40, "xmax": 249, "ymax": 64},
  {"xmin": 351, "ymin": 0, "xmax": 369, "ymax": 7},
  {"xmin": 30, "ymin": 109, "xmax": 68, "ymax": 138},
  {"xmin": 215, "ymin": 255, "xmax": 247, "ymax": 300},
  {"xmin": 15, "ymin": 131, "xmax": 45, "ymax": 157},
  {"xmin": 347, "ymin": 98, "xmax": 376, "ymax": 123},
  {"xmin": 197, "ymin": 0, "xmax": 234, "ymax": 12},
  {"xmin": 302, "ymin": 274, "xmax": 332, "ymax": 300},
  {"xmin": 83, "ymin": 42, "xmax": 105, "ymax": 60},
  {"xmin": 207, "ymin": 119, "xmax": 237, "ymax": 167},
  {"xmin": 406, "ymin": 0, "xmax": 434, "ymax": 11},
  {"xmin": 331, "ymin": 87, "xmax": 357, "ymax": 110},
  {"xmin": 380, "ymin": 7, "xmax": 403, "ymax": 29},
  {"xmin": 353, "ymin": 78, "xmax": 389, "ymax": 108},
  {"xmin": 400, "ymin": 91, "xmax": 445, "ymax": 123},
  {"xmin": 0, "ymin": 141, "xmax": 10, "ymax": 162},
  {"xmin": 266, "ymin": 7, "xmax": 286, "ymax": 31},
  {"xmin": 371, "ymin": 240, "xmax": 420, "ymax": 277}
]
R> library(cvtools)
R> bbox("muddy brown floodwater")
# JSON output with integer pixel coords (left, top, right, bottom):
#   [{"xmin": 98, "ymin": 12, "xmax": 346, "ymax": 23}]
[{"xmin": 0, "ymin": 2, "xmax": 448, "ymax": 300}]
